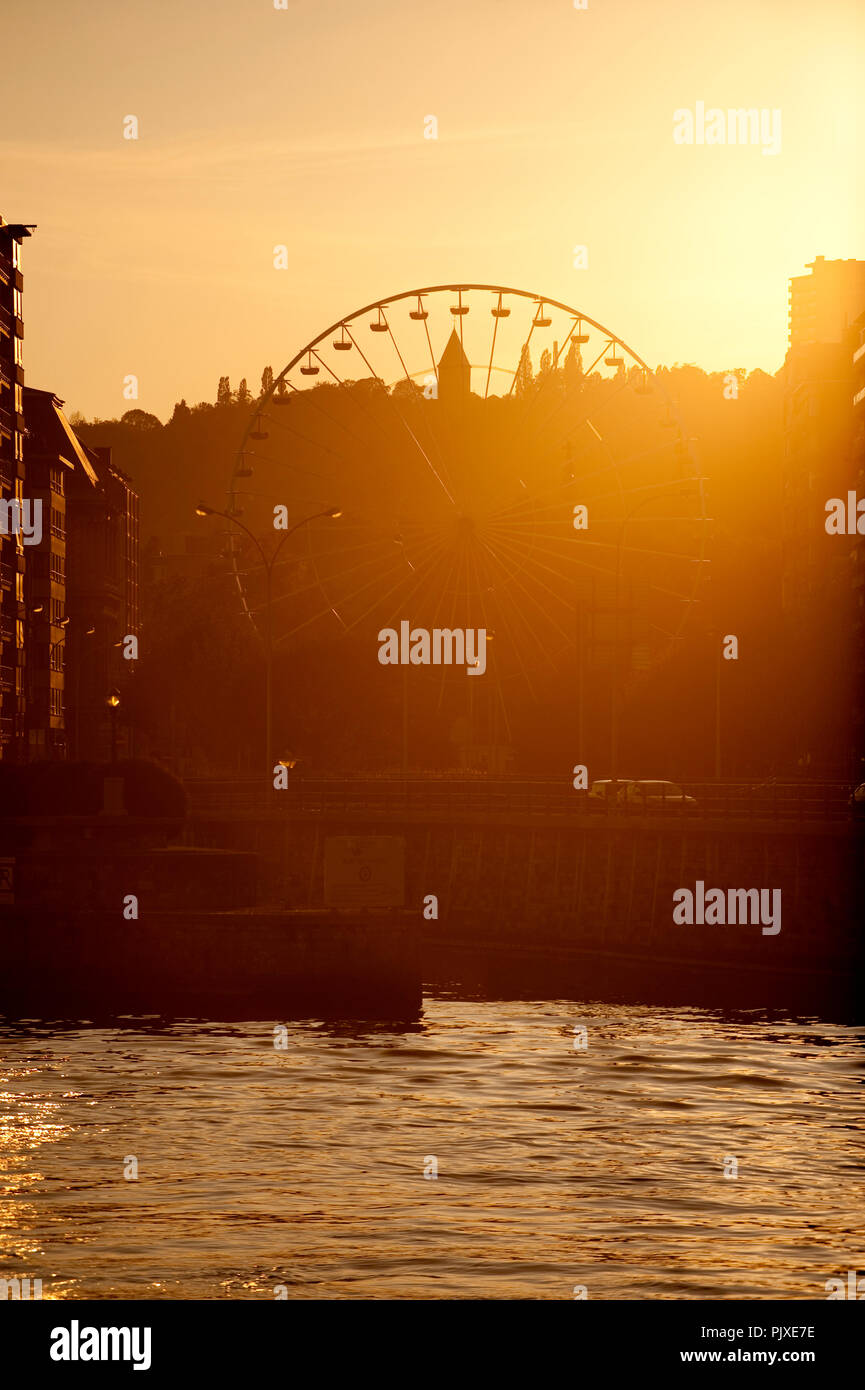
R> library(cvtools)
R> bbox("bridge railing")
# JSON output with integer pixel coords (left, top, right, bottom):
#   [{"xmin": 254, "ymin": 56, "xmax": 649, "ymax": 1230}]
[{"xmin": 184, "ymin": 777, "xmax": 853, "ymax": 823}]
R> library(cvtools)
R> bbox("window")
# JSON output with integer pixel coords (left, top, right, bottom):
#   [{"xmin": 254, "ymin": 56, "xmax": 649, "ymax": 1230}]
[
  {"xmin": 50, "ymin": 507, "xmax": 65, "ymax": 540},
  {"xmin": 13, "ymin": 338, "xmax": 23, "ymax": 366},
  {"xmin": 50, "ymin": 687, "xmax": 63, "ymax": 718},
  {"xmin": 14, "ymin": 432, "xmax": 23, "ymax": 462},
  {"xmin": 50, "ymin": 597, "xmax": 64, "ymax": 625},
  {"xmin": 14, "ymin": 479, "xmax": 24, "ymax": 553},
  {"xmin": 50, "ymin": 467, "xmax": 64, "ymax": 496},
  {"xmin": 50, "ymin": 552, "xmax": 65, "ymax": 583},
  {"xmin": 13, "ymin": 288, "xmax": 22, "ymax": 320}
]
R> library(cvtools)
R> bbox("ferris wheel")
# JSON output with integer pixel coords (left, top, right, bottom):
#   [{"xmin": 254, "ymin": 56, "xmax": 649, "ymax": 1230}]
[{"xmin": 226, "ymin": 284, "xmax": 709, "ymax": 731}]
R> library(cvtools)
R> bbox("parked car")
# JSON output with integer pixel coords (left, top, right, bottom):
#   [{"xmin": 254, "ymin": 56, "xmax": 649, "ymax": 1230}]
[
  {"xmin": 624, "ymin": 779, "xmax": 697, "ymax": 811},
  {"xmin": 587, "ymin": 778, "xmax": 634, "ymax": 810}
]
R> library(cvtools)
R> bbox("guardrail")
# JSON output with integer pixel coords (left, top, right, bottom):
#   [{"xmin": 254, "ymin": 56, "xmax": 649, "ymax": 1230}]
[{"xmin": 184, "ymin": 777, "xmax": 856, "ymax": 824}]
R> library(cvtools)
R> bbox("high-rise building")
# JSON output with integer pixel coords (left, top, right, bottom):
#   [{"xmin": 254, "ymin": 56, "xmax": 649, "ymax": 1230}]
[
  {"xmin": 23, "ymin": 388, "xmax": 102, "ymax": 758},
  {"xmin": 782, "ymin": 256, "xmax": 865, "ymax": 778},
  {"xmin": 0, "ymin": 216, "xmax": 35, "ymax": 761},
  {"xmin": 788, "ymin": 256, "xmax": 865, "ymax": 349},
  {"xmin": 850, "ymin": 310, "xmax": 865, "ymax": 777}
]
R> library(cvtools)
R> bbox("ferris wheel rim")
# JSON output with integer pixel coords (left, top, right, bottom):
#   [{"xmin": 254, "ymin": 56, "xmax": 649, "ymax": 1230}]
[{"xmin": 274, "ymin": 283, "xmax": 653, "ymax": 382}]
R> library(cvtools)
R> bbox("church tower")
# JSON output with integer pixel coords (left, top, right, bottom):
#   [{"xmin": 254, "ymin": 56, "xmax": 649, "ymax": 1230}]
[{"xmin": 437, "ymin": 329, "xmax": 471, "ymax": 402}]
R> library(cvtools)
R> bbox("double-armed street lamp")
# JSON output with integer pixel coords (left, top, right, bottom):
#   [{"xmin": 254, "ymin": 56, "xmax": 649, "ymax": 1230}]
[{"xmin": 195, "ymin": 502, "xmax": 342, "ymax": 777}]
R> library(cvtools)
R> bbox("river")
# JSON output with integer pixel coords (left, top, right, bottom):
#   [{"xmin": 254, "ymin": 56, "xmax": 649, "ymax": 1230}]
[{"xmin": 1, "ymin": 993, "xmax": 862, "ymax": 1300}]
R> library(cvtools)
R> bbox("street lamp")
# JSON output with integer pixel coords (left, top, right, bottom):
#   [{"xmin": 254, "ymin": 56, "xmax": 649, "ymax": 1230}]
[
  {"xmin": 196, "ymin": 502, "xmax": 342, "ymax": 777},
  {"xmin": 107, "ymin": 687, "xmax": 121, "ymax": 763}
]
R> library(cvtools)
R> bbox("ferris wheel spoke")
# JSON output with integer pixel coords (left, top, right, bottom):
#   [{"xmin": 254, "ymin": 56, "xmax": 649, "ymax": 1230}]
[
  {"xmin": 480, "ymin": 529, "xmax": 585, "ymax": 602},
  {"xmin": 509, "ymin": 371, "xmax": 635, "ymax": 479},
  {"xmin": 474, "ymin": 543, "xmax": 544, "ymax": 695},
  {"xmin": 503, "ymin": 319, "xmax": 598, "ymax": 457},
  {"xmin": 270, "ymin": 528, "xmax": 447, "ymax": 620},
  {"xmin": 253, "ymin": 409, "xmax": 357, "ymax": 469},
  {"xmin": 335, "ymin": 535, "xmax": 452, "ymax": 636},
  {"xmin": 466, "ymin": 536, "xmax": 516, "ymax": 738},
  {"xmin": 517, "ymin": 380, "xmax": 634, "ymax": 478},
  {"xmin": 375, "ymin": 543, "xmax": 456, "ymax": 640},
  {"xmin": 268, "ymin": 551, "xmax": 407, "ymax": 614},
  {"xmin": 484, "ymin": 293, "xmax": 504, "ymax": 401},
  {"xmin": 478, "ymin": 530, "xmax": 582, "ymax": 637},
  {"xmin": 475, "ymin": 532, "xmax": 575, "ymax": 655},
  {"xmin": 485, "ymin": 429, "xmax": 696, "ymax": 530},
  {"xmin": 232, "ymin": 446, "xmax": 330, "ymax": 481},
  {"xmin": 330, "ymin": 324, "xmax": 457, "ymax": 510},
  {"xmin": 281, "ymin": 377, "xmax": 379, "ymax": 456},
  {"xmin": 385, "ymin": 319, "xmax": 456, "ymax": 491},
  {"xmin": 272, "ymin": 536, "xmax": 446, "ymax": 646}
]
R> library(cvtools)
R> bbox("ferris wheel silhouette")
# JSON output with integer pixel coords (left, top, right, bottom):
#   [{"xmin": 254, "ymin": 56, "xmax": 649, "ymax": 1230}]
[{"xmin": 225, "ymin": 284, "xmax": 709, "ymax": 732}]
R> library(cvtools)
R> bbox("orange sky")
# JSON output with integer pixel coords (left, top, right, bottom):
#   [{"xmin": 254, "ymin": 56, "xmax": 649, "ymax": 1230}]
[{"xmin": 2, "ymin": 0, "xmax": 862, "ymax": 420}]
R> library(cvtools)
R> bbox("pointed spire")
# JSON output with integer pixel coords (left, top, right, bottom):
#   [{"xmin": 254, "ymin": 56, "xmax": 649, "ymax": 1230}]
[{"xmin": 437, "ymin": 330, "xmax": 471, "ymax": 401}]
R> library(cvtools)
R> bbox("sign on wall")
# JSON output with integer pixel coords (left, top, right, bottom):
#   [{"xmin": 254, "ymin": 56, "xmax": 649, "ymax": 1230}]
[{"xmin": 324, "ymin": 837, "xmax": 405, "ymax": 908}]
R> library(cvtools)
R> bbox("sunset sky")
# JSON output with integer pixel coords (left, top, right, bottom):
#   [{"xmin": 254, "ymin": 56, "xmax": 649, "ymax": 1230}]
[{"xmin": 2, "ymin": 0, "xmax": 862, "ymax": 420}]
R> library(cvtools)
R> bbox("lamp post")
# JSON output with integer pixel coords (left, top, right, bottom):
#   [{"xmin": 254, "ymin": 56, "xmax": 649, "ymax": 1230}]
[
  {"xmin": 195, "ymin": 503, "xmax": 341, "ymax": 777},
  {"xmin": 107, "ymin": 687, "xmax": 121, "ymax": 763}
]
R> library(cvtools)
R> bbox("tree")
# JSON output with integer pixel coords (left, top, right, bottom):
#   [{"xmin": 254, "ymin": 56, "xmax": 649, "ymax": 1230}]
[
  {"xmin": 514, "ymin": 344, "xmax": 534, "ymax": 398},
  {"xmin": 216, "ymin": 376, "xmax": 232, "ymax": 407},
  {"xmin": 261, "ymin": 366, "xmax": 274, "ymax": 396},
  {"xmin": 563, "ymin": 339, "xmax": 582, "ymax": 391},
  {"xmin": 169, "ymin": 398, "xmax": 192, "ymax": 426},
  {"xmin": 235, "ymin": 378, "xmax": 252, "ymax": 407},
  {"xmin": 120, "ymin": 409, "xmax": 162, "ymax": 430}
]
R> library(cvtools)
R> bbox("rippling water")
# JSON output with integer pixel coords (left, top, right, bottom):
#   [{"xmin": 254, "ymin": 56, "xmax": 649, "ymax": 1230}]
[{"xmin": 1, "ymin": 996, "xmax": 862, "ymax": 1300}]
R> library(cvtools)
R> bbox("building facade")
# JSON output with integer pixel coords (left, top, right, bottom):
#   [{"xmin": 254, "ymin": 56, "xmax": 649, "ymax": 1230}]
[
  {"xmin": 851, "ymin": 310, "xmax": 865, "ymax": 778},
  {"xmin": 65, "ymin": 442, "xmax": 139, "ymax": 762},
  {"xmin": 782, "ymin": 257, "xmax": 865, "ymax": 779},
  {"xmin": 0, "ymin": 216, "xmax": 33, "ymax": 761}
]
